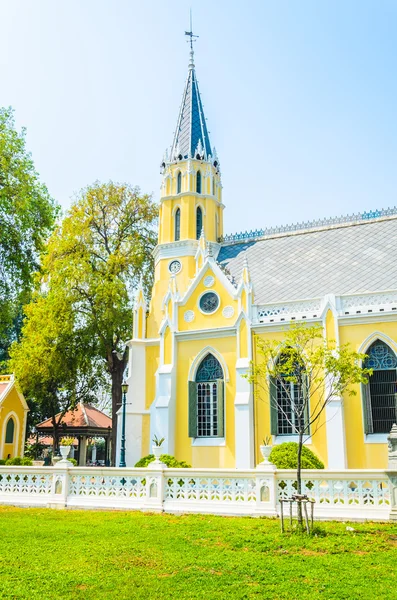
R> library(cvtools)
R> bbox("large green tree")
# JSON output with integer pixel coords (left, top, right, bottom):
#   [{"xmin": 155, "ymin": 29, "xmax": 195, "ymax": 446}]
[
  {"xmin": 10, "ymin": 289, "xmax": 106, "ymax": 451},
  {"xmin": 0, "ymin": 107, "xmax": 57, "ymax": 362},
  {"xmin": 41, "ymin": 181, "xmax": 157, "ymax": 464}
]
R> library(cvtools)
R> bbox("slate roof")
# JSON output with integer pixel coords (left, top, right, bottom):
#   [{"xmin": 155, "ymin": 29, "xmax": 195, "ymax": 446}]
[
  {"xmin": 217, "ymin": 216, "xmax": 397, "ymax": 304},
  {"xmin": 170, "ymin": 50, "xmax": 212, "ymax": 160}
]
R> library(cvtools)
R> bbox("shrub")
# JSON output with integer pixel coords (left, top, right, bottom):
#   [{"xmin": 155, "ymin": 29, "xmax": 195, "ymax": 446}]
[
  {"xmin": 4, "ymin": 457, "xmax": 33, "ymax": 466},
  {"xmin": 68, "ymin": 458, "xmax": 77, "ymax": 466},
  {"xmin": 134, "ymin": 454, "xmax": 191, "ymax": 468},
  {"xmin": 0, "ymin": 459, "xmax": 5, "ymax": 466},
  {"xmin": 60, "ymin": 437, "xmax": 75, "ymax": 446},
  {"xmin": 269, "ymin": 442, "xmax": 324, "ymax": 469}
]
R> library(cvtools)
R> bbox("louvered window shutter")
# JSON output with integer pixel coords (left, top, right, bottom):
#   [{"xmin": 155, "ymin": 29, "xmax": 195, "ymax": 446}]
[
  {"xmin": 362, "ymin": 383, "xmax": 373, "ymax": 434},
  {"xmin": 395, "ymin": 369, "xmax": 397, "ymax": 423},
  {"xmin": 188, "ymin": 381, "xmax": 197, "ymax": 438},
  {"xmin": 216, "ymin": 380, "xmax": 224, "ymax": 437},
  {"xmin": 270, "ymin": 377, "xmax": 278, "ymax": 435}
]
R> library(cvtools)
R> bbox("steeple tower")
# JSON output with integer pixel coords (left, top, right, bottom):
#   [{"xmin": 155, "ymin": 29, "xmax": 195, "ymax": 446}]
[
  {"xmin": 170, "ymin": 42, "xmax": 212, "ymax": 162},
  {"xmin": 148, "ymin": 27, "xmax": 224, "ymax": 336},
  {"xmin": 157, "ymin": 30, "xmax": 223, "ymax": 269}
]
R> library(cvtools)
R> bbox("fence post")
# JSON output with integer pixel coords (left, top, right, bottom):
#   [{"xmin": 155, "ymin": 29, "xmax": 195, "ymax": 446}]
[
  {"xmin": 386, "ymin": 424, "xmax": 397, "ymax": 521},
  {"xmin": 49, "ymin": 463, "xmax": 71, "ymax": 509},
  {"xmin": 255, "ymin": 461, "xmax": 278, "ymax": 517},
  {"xmin": 143, "ymin": 464, "xmax": 167, "ymax": 513}
]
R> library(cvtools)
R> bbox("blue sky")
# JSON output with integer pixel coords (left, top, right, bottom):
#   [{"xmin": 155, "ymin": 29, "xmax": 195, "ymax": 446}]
[{"xmin": 1, "ymin": 0, "xmax": 396, "ymax": 234}]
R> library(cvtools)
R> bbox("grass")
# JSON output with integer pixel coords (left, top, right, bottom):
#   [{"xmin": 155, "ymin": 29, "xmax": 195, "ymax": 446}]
[{"xmin": 0, "ymin": 507, "xmax": 396, "ymax": 599}]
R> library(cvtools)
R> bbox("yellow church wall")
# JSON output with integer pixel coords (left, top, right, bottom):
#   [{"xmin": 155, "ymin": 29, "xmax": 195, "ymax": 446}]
[
  {"xmin": 175, "ymin": 336, "xmax": 237, "ymax": 468},
  {"xmin": 239, "ymin": 318, "xmax": 248, "ymax": 358},
  {"xmin": 0, "ymin": 386, "xmax": 25, "ymax": 460},
  {"xmin": 338, "ymin": 320, "xmax": 397, "ymax": 469},
  {"xmin": 178, "ymin": 270, "xmax": 238, "ymax": 332},
  {"xmin": 325, "ymin": 309, "xmax": 336, "ymax": 343},
  {"xmin": 140, "ymin": 344, "xmax": 160, "ymax": 457},
  {"xmin": 141, "ymin": 414, "xmax": 151, "ymax": 459},
  {"xmin": 252, "ymin": 328, "xmax": 328, "ymax": 468}
]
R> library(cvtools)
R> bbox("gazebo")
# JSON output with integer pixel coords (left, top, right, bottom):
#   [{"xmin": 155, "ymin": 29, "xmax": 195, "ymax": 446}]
[{"xmin": 35, "ymin": 402, "xmax": 112, "ymax": 466}]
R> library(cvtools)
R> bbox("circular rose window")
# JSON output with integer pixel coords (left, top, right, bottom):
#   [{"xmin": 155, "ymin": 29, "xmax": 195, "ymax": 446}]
[{"xmin": 199, "ymin": 291, "xmax": 220, "ymax": 314}]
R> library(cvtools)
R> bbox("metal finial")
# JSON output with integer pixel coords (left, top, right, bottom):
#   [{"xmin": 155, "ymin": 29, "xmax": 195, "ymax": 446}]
[{"xmin": 185, "ymin": 9, "xmax": 198, "ymax": 69}]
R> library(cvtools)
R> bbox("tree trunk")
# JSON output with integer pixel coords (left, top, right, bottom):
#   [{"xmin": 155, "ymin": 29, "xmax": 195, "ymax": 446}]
[
  {"xmin": 297, "ymin": 429, "xmax": 303, "ymax": 527},
  {"xmin": 108, "ymin": 352, "xmax": 127, "ymax": 466},
  {"xmin": 51, "ymin": 419, "xmax": 59, "ymax": 455}
]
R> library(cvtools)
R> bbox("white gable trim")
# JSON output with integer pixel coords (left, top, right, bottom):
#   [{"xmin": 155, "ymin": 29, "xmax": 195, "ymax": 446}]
[{"xmin": 179, "ymin": 258, "xmax": 238, "ymax": 306}]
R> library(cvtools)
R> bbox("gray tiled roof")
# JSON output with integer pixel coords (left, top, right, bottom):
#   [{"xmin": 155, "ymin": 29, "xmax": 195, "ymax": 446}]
[
  {"xmin": 217, "ymin": 217, "xmax": 397, "ymax": 304},
  {"xmin": 170, "ymin": 60, "xmax": 212, "ymax": 160}
]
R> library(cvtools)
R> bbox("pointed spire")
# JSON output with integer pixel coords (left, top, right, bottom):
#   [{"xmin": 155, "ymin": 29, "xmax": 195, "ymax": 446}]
[
  {"xmin": 242, "ymin": 255, "xmax": 250, "ymax": 284},
  {"xmin": 170, "ymin": 28, "xmax": 212, "ymax": 162},
  {"xmin": 199, "ymin": 227, "xmax": 206, "ymax": 251}
]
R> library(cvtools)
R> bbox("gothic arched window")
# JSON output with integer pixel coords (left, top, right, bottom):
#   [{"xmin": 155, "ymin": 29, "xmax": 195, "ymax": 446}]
[
  {"xmin": 363, "ymin": 340, "xmax": 397, "ymax": 434},
  {"xmin": 196, "ymin": 170, "xmax": 201, "ymax": 194},
  {"xmin": 5, "ymin": 417, "xmax": 15, "ymax": 444},
  {"xmin": 188, "ymin": 354, "xmax": 224, "ymax": 438},
  {"xmin": 177, "ymin": 171, "xmax": 182, "ymax": 194},
  {"xmin": 196, "ymin": 207, "xmax": 203, "ymax": 240},
  {"xmin": 174, "ymin": 208, "xmax": 181, "ymax": 241},
  {"xmin": 270, "ymin": 353, "xmax": 309, "ymax": 436}
]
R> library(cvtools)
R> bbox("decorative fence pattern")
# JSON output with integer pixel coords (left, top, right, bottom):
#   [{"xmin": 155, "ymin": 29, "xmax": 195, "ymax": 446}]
[
  {"xmin": 0, "ymin": 465, "xmax": 394, "ymax": 520},
  {"xmin": 256, "ymin": 299, "xmax": 322, "ymax": 323},
  {"xmin": 0, "ymin": 470, "xmax": 53, "ymax": 497},
  {"xmin": 219, "ymin": 206, "xmax": 397, "ymax": 244}
]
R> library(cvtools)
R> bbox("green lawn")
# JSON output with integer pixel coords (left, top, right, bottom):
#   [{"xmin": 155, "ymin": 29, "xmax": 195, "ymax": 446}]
[{"xmin": 0, "ymin": 507, "xmax": 396, "ymax": 599}]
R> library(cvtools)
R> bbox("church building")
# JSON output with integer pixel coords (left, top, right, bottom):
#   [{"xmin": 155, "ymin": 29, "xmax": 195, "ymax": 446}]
[{"xmin": 121, "ymin": 40, "xmax": 397, "ymax": 471}]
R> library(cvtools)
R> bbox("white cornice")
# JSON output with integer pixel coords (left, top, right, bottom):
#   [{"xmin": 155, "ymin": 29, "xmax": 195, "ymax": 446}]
[
  {"xmin": 160, "ymin": 192, "xmax": 224, "ymax": 208},
  {"xmin": 339, "ymin": 313, "xmax": 397, "ymax": 326},
  {"xmin": 175, "ymin": 326, "xmax": 236, "ymax": 341},
  {"xmin": 127, "ymin": 338, "xmax": 160, "ymax": 346},
  {"xmin": 153, "ymin": 240, "xmax": 198, "ymax": 263},
  {"xmin": 153, "ymin": 240, "xmax": 221, "ymax": 264}
]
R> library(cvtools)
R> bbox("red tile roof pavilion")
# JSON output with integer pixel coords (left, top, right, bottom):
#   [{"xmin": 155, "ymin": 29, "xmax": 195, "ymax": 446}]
[{"xmin": 36, "ymin": 402, "xmax": 111, "ymax": 439}]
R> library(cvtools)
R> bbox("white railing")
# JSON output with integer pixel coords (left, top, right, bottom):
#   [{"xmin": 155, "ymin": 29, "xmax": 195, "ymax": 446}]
[{"xmin": 0, "ymin": 465, "xmax": 394, "ymax": 520}]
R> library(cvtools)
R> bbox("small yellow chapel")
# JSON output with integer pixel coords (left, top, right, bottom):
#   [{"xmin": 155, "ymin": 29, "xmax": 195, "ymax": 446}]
[{"xmin": 120, "ymin": 38, "xmax": 397, "ymax": 471}]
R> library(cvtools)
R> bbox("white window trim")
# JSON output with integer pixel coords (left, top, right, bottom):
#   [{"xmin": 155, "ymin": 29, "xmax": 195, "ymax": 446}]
[
  {"xmin": 364, "ymin": 433, "xmax": 388, "ymax": 444},
  {"xmin": 274, "ymin": 434, "xmax": 312, "ymax": 445},
  {"xmin": 197, "ymin": 290, "xmax": 221, "ymax": 316},
  {"xmin": 192, "ymin": 437, "xmax": 226, "ymax": 447}
]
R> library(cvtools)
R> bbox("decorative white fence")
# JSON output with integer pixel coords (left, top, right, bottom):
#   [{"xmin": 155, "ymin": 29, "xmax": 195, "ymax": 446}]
[{"xmin": 0, "ymin": 464, "xmax": 394, "ymax": 521}]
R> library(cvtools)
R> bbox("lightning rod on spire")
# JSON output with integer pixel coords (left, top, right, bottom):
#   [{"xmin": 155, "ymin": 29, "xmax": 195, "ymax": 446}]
[{"xmin": 185, "ymin": 9, "xmax": 199, "ymax": 50}]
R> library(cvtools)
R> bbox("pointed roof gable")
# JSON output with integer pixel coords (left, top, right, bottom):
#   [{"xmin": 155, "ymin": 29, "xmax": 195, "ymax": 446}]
[{"xmin": 170, "ymin": 48, "xmax": 212, "ymax": 161}]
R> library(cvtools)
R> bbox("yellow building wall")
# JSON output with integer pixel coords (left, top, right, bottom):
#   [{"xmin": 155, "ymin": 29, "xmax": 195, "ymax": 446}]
[
  {"xmin": 175, "ymin": 336, "xmax": 237, "ymax": 468},
  {"xmin": 0, "ymin": 386, "xmax": 26, "ymax": 460},
  {"xmin": 339, "ymin": 320, "xmax": 397, "ymax": 469},
  {"xmin": 141, "ymin": 344, "xmax": 160, "ymax": 458}
]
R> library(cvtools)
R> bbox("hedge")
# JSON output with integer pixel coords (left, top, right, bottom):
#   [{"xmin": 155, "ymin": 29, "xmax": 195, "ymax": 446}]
[{"xmin": 269, "ymin": 442, "xmax": 324, "ymax": 469}]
